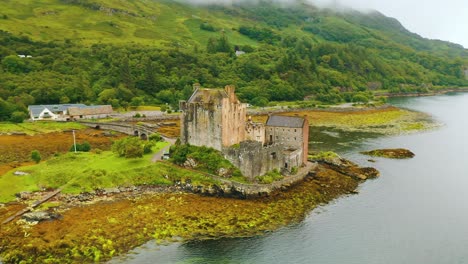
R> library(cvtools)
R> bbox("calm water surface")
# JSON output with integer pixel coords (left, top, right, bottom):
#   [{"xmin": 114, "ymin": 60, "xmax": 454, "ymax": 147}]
[{"xmin": 112, "ymin": 93, "xmax": 468, "ymax": 264}]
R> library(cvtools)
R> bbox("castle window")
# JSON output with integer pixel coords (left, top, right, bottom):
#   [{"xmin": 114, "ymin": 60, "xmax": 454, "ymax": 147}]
[
  {"xmin": 271, "ymin": 152, "xmax": 277, "ymax": 159},
  {"xmin": 294, "ymin": 137, "xmax": 297, "ymax": 140},
  {"xmin": 295, "ymin": 129, "xmax": 297, "ymax": 132}
]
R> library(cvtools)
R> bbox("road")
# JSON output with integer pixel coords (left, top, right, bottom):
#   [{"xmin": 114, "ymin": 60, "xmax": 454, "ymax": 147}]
[{"xmin": 151, "ymin": 137, "xmax": 176, "ymax": 162}]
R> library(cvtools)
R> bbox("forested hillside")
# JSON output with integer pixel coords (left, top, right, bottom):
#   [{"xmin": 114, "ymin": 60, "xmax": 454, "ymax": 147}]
[{"xmin": 0, "ymin": 0, "xmax": 467, "ymax": 121}]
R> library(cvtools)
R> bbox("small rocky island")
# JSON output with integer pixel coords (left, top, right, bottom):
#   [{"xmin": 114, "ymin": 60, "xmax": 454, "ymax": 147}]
[{"xmin": 361, "ymin": 148, "xmax": 415, "ymax": 159}]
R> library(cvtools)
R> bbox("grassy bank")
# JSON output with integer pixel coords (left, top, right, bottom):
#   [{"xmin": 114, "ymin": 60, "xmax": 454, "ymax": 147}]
[
  {"xmin": 0, "ymin": 142, "xmax": 218, "ymax": 202},
  {"xmin": 0, "ymin": 128, "xmax": 124, "ymax": 176},
  {"xmin": 0, "ymin": 122, "xmax": 85, "ymax": 135}
]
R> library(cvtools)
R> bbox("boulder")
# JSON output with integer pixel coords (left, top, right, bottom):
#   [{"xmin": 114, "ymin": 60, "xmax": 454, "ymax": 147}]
[
  {"xmin": 22, "ymin": 211, "xmax": 61, "ymax": 223},
  {"xmin": 183, "ymin": 158, "xmax": 198, "ymax": 168}
]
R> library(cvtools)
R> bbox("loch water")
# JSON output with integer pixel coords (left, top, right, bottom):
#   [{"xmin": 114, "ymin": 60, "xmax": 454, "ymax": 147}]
[{"xmin": 111, "ymin": 93, "xmax": 468, "ymax": 264}]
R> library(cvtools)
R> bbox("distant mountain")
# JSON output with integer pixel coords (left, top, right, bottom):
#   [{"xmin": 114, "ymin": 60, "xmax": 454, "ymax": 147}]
[{"xmin": 0, "ymin": 0, "xmax": 466, "ymax": 121}]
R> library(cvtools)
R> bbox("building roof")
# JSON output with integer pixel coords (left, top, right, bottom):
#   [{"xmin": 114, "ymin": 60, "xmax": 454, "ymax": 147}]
[
  {"xmin": 28, "ymin": 104, "xmax": 112, "ymax": 117},
  {"xmin": 68, "ymin": 105, "xmax": 113, "ymax": 116},
  {"xmin": 266, "ymin": 115, "xmax": 305, "ymax": 128},
  {"xmin": 28, "ymin": 104, "xmax": 86, "ymax": 117}
]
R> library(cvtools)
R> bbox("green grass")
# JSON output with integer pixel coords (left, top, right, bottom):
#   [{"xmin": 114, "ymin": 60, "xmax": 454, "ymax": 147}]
[
  {"xmin": 0, "ymin": 141, "xmax": 217, "ymax": 202},
  {"xmin": 0, "ymin": 121, "xmax": 85, "ymax": 135},
  {"xmin": 0, "ymin": 0, "xmax": 260, "ymax": 47}
]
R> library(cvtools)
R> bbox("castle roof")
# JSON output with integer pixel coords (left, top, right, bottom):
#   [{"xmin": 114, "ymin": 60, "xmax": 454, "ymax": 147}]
[{"xmin": 266, "ymin": 115, "xmax": 305, "ymax": 128}]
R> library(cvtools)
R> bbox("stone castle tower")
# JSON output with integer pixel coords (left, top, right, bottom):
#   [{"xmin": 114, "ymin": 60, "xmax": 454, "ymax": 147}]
[{"xmin": 179, "ymin": 84, "xmax": 247, "ymax": 151}]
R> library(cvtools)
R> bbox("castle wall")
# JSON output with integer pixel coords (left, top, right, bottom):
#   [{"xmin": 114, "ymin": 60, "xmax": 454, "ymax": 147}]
[
  {"xmin": 245, "ymin": 121, "xmax": 265, "ymax": 143},
  {"xmin": 224, "ymin": 141, "xmax": 285, "ymax": 181},
  {"xmin": 266, "ymin": 126, "xmax": 303, "ymax": 149},
  {"xmin": 302, "ymin": 118, "xmax": 309, "ymax": 164},
  {"xmin": 283, "ymin": 148, "xmax": 302, "ymax": 170},
  {"xmin": 221, "ymin": 97, "xmax": 247, "ymax": 147},
  {"xmin": 265, "ymin": 121, "xmax": 309, "ymax": 165},
  {"xmin": 180, "ymin": 102, "xmax": 224, "ymax": 151}
]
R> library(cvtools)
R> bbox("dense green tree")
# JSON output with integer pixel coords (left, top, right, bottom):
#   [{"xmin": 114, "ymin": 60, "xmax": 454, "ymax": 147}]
[
  {"xmin": 31, "ymin": 150, "xmax": 41, "ymax": 164},
  {"xmin": 112, "ymin": 137, "xmax": 144, "ymax": 159}
]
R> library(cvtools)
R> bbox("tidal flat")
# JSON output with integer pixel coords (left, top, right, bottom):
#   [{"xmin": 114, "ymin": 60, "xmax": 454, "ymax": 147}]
[{"xmin": 0, "ymin": 165, "xmax": 362, "ymax": 263}]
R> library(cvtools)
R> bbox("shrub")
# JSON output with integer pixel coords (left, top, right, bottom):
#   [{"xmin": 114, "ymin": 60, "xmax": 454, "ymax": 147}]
[
  {"xmin": 112, "ymin": 137, "xmax": 144, "ymax": 158},
  {"xmin": 143, "ymin": 141, "xmax": 155, "ymax": 154},
  {"xmin": 31, "ymin": 150, "xmax": 41, "ymax": 163},
  {"xmin": 133, "ymin": 113, "xmax": 142, "ymax": 118},
  {"xmin": 70, "ymin": 142, "xmax": 91, "ymax": 152},
  {"xmin": 149, "ymin": 133, "xmax": 163, "ymax": 142},
  {"xmin": 169, "ymin": 144, "xmax": 242, "ymax": 177},
  {"xmin": 257, "ymin": 169, "xmax": 283, "ymax": 184},
  {"xmin": 200, "ymin": 22, "xmax": 216, "ymax": 32},
  {"xmin": 291, "ymin": 166, "xmax": 298, "ymax": 175},
  {"xmin": 10, "ymin": 111, "xmax": 28, "ymax": 123}
]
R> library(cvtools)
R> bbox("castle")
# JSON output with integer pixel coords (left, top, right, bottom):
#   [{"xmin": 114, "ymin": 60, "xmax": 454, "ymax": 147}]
[{"xmin": 180, "ymin": 84, "xmax": 309, "ymax": 180}]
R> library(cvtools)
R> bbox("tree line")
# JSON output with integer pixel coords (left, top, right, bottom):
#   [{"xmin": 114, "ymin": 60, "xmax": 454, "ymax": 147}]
[{"xmin": 0, "ymin": 29, "xmax": 466, "ymax": 122}]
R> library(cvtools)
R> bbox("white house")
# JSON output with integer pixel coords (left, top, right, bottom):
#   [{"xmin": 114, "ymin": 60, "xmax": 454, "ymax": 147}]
[{"xmin": 28, "ymin": 104, "xmax": 113, "ymax": 121}]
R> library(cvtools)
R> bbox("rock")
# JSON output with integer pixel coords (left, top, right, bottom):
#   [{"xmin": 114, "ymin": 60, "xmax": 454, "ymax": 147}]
[
  {"xmin": 16, "ymin": 192, "xmax": 33, "ymax": 200},
  {"xmin": 77, "ymin": 192, "xmax": 94, "ymax": 202},
  {"xmin": 14, "ymin": 171, "xmax": 30, "ymax": 176},
  {"xmin": 217, "ymin": 168, "xmax": 232, "ymax": 177},
  {"xmin": 22, "ymin": 211, "xmax": 61, "ymax": 223},
  {"xmin": 313, "ymin": 152, "xmax": 380, "ymax": 181},
  {"xmin": 103, "ymin": 187, "xmax": 121, "ymax": 195},
  {"xmin": 361, "ymin": 148, "xmax": 415, "ymax": 159},
  {"xmin": 183, "ymin": 158, "xmax": 198, "ymax": 168}
]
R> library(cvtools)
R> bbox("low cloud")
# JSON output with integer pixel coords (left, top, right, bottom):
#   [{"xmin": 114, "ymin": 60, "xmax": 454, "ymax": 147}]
[{"xmin": 180, "ymin": 0, "xmax": 372, "ymax": 12}]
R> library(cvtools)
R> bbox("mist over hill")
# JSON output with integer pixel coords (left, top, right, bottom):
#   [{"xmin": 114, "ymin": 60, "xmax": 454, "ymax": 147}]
[{"xmin": 0, "ymin": 0, "xmax": 466, "ymax": 121}]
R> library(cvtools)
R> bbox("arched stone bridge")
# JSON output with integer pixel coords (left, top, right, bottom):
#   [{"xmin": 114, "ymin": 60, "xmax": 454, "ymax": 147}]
[{"xmin": 79, "ymin": 121, "xmax": 158, "ymax": 140}]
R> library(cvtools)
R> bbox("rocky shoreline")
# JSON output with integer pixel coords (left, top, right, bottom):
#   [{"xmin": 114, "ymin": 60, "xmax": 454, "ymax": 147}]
[{"xmin": 0, "ymin": 158, "xmax": 377, "ymax": 263}]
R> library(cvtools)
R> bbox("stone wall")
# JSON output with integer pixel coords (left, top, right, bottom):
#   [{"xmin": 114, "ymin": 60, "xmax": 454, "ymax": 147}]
[
  {"xmin": 245, "ymin": 121, "xmax": 265, "ymax": 143},
  {"xmin": 224, "ymin": 141, "xmax": 285, "ymax": 181},
  {"xmin": 221, "ymin": 97, "xmax": 247, "ymax": 147},
  {"xmin": 265, "ymin": 119, "xmax": 309, "ymax": 164},
  {"xmin": 180, "ymin": 101, "xmax": 224, "ymax": 151}
]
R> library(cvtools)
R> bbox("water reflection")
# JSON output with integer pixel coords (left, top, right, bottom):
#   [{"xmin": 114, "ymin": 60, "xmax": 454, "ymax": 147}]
[{"xmin": 309, "ymin": 126, "xmax": 382, "ymax": 153}]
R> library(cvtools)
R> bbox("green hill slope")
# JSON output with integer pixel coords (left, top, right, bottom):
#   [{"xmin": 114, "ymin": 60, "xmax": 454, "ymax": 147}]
[{"xmin": 0, "ymin": 0, "xmax": 467, "ymax": 121}]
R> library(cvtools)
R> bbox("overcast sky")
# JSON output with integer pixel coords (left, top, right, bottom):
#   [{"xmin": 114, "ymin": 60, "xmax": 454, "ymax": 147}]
[{"xmin": 327, "ymin": 0, "xmax": 468, "ymax": 48}]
